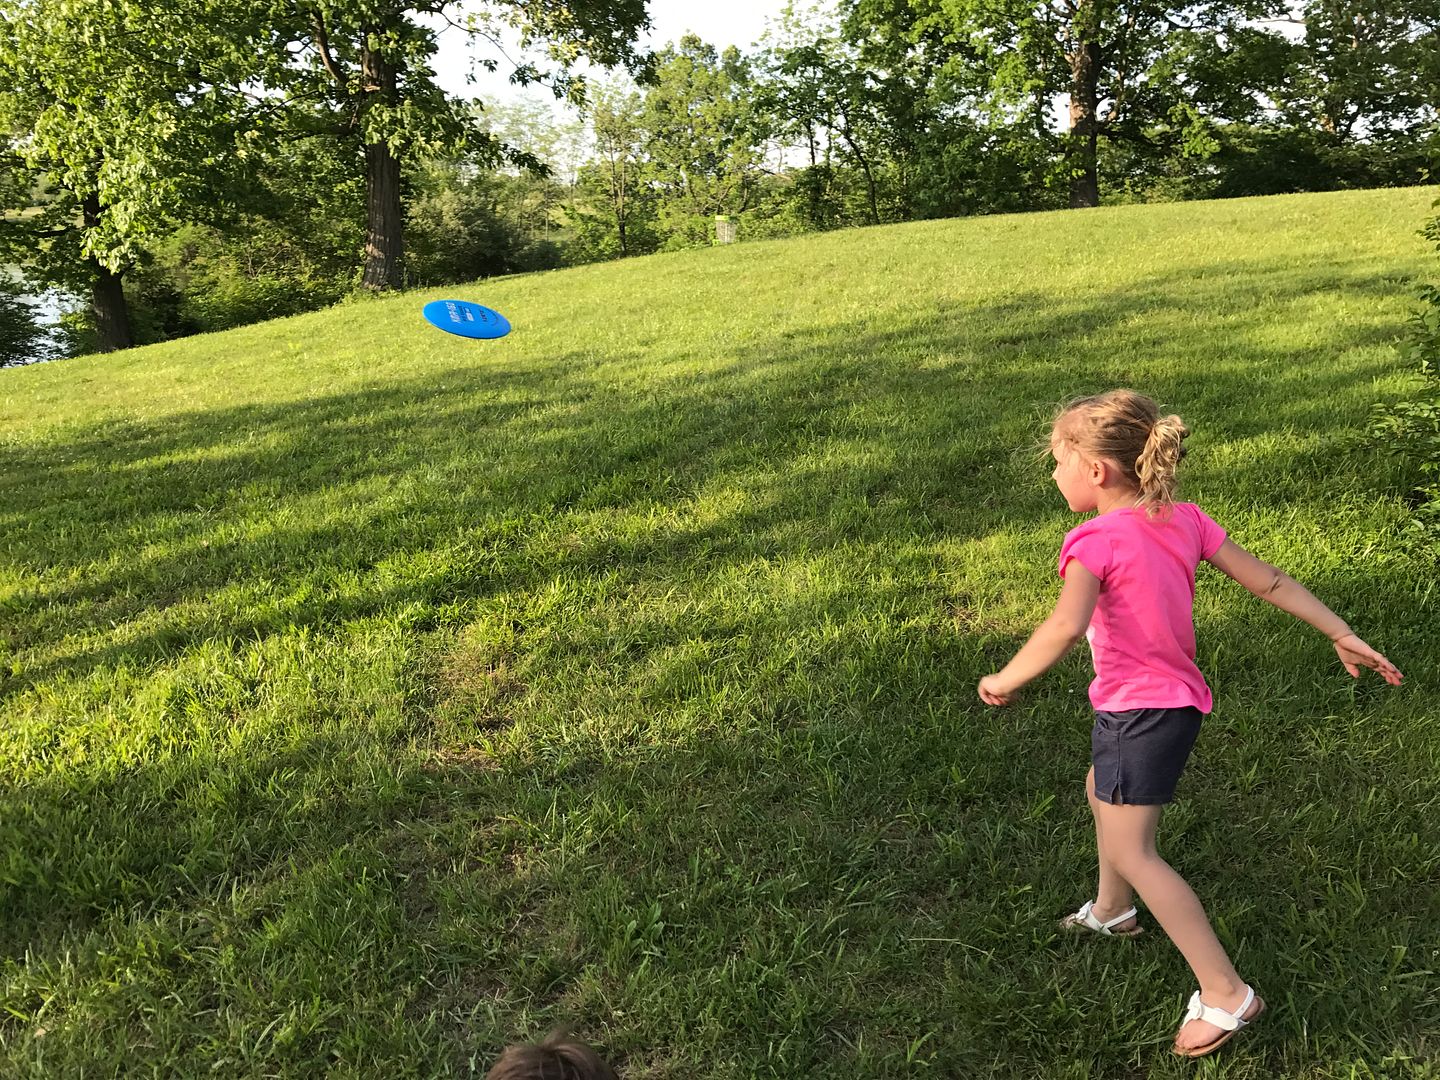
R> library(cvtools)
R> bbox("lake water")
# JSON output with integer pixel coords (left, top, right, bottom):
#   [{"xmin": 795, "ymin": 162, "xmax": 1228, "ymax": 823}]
[{"xmin": 3, "ymin": 263, "xmax": 72, "ymax": 364}]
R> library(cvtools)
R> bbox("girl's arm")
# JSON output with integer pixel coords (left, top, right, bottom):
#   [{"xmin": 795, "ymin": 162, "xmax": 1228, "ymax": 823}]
[
  {"xmin": 978, "ymin": 564, "xmax": 1100, "ymax": 705},
  {"xmin": 1206, "ymin": 540, "xmax": 1404, "ymax": 685}
]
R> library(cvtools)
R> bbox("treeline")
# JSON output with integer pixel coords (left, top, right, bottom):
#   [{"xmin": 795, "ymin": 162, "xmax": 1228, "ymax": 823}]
[{"xmin": 1, "ymin": 0, "xmax": 1435, "ymax": 361}]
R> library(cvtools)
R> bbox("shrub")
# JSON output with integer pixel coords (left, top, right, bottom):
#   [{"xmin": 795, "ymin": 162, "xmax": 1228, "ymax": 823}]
[{"xmin": 1370, "ymin": 203, "xmax": 1440, "ymax": 546}]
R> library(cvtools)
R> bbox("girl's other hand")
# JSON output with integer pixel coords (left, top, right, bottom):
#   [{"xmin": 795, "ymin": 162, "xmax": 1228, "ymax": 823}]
[
  {"xmin": 1333, "ymin": 634, "xmax": 1404, "ymax": 686},
  {"xmin": 978, "ymin": 675, "xmax": 1015, "ymax": 705}
]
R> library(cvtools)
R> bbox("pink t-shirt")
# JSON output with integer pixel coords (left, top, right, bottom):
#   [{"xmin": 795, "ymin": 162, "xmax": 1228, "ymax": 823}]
[{"xmin": 1057, "ymin": 502, "xmax": 1228, "ymax": 713}]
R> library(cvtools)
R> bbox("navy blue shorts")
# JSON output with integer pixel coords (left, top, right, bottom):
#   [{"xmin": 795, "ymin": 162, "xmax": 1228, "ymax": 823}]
[{"xmin": 1090, "ymin": 706, "xmax": 1203, "ymax": 806}]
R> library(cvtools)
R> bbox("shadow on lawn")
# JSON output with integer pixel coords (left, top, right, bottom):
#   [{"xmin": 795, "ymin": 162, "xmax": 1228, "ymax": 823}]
[
  {"xmin": 0, "ymin": 255, "xmax": 1434, "ymax": 1074},
  {"xmin": 0, "ymin": 256, "xmax": 1416, "ymax": 696}
]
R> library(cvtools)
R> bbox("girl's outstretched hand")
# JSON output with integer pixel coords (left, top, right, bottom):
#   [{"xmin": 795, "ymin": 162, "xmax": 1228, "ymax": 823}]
[
  {"xmin": 1334, "ymin": 634, "xmax": 1404, "ymax": 685},
  {"xmin": 978, "ymin": 675, "xmax": 1015, "ymax": 706}
]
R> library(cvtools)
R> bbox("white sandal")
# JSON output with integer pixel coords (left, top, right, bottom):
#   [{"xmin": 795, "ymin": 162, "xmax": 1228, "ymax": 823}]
[
  {"xmin": 1172, "ymin": 984, "xmax": 1265, "ymax": 1058},
  {"xmin": 1058, "ymin": 899, "xmax": 1143, "ymax": 937}
]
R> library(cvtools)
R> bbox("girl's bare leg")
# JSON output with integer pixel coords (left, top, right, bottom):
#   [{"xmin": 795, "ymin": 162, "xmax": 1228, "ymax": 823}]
[
  {"xmin": 1093, "ymin": 799, "xmax": 1261, "ymax": 1049},
  {"xmin": 1084, "ymin": 767, "xmax": 1138, "ymax": 930}
]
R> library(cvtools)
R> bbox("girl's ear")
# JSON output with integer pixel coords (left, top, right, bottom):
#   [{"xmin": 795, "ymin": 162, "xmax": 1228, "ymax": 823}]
[{"xmin": 1088, "ymin": 458, "xmax": 1107, "ymax": 486}]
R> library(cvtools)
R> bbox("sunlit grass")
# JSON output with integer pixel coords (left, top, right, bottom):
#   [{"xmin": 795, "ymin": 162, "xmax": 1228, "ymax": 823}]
[{"xmin": 1, "ymin": 187, "xmax": 1437, "ymax": 1077}]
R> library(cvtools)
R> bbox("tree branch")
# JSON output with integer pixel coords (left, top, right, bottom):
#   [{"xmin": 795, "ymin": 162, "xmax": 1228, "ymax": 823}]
[
  {"xmin": 1102, "ymin": 124, "xmax": 1159, "ymax": 149},
  {"xmin": 1099, "ymin": 10, "xmax": 1137, "ymax": 127},
  {"xmin": 312, "ymin": 12, "xmax": 349, "ymax": 93},
  {"xmin": 429, "ymin": 9, "xmax": 577, "ymax": 99}
]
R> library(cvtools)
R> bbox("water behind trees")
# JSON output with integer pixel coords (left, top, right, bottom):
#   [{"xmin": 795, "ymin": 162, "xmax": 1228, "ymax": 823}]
[{"xmin": 2, "ymin": 264, "xmax": 71, "ymax": 365}]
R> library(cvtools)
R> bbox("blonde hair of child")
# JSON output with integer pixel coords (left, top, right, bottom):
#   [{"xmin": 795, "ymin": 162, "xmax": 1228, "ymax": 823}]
[
  {"xmin": 485, "ymin": 1031, "xmax": 618, "ymax": 1080},
  {"xmin": 1052, "ymin": 389, "xmax": 1189, "ymax": 514}
]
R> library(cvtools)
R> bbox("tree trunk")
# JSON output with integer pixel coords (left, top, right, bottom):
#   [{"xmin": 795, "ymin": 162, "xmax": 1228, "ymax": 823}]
[
  {"xmin": 360, "ymin": 37, "xmax": 405, "ymax": 290},
  {"xmin": 90, "ymin": 264, "xmax": 133, "ymax": 352},
  {"xmin": 615, "ymin": 172, "xmax": 628, "ymax": 257},
  {"xmin": 609, "ymin": 151, "xmax": 629, "ymax": 256},
  {"xmin": 81, "ymin": 195, "xmax": 133, "ymax": 351},
  {"xmin": 838, "ymin": 122, "xmax": 880, "ymax": 225},
  {"xmin": 1067, "ymin": 24, "xmax": 1102, "ymax": 209}
]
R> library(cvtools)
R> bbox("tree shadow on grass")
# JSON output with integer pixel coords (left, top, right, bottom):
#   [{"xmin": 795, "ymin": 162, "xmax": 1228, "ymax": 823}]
[{"xmin": 1, "ymin": 255, "xmax": 1419, "ymax": 700}]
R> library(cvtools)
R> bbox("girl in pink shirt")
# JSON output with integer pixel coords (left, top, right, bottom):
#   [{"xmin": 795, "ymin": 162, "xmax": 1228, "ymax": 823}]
[{"xmin": 978, "ymin": 390, "xmax": 1403, "ymax": 1059}]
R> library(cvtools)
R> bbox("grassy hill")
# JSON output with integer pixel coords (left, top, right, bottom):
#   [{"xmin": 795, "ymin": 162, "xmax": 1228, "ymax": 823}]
[{"xmin": 2, "ymin": 187, "xmax": 1437, "ymax": 1078}]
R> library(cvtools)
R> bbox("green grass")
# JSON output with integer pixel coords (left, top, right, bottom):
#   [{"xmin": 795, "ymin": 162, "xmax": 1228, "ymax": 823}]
[{"xmin": 2, "ymin": 187, "xmax": 1438, "ymax": 1078}]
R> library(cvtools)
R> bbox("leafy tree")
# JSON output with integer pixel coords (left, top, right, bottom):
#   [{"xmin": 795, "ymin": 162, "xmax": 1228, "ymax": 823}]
[
  {"xmin": 406, "ymin": 158, "xmax": 564, "ymax": 284},
  {"xmin": 848, "ymin": 0, "xmax": 1287, "ymax": 208},
  {"xmin": 1245, "ymin": 0, "xmax": 1440, "ymax": 190},
  {"xmin": 476, "ymin": 97, "xmax": 585, "ymax": 248},
  {"xmin": 642, "ymin": 36, "xmax": 767, "ymax": 247},
  {"xmin": 755, "ymin": 1, "xmax": 1057, "ymax": 227},
  {"xmin": 0, "ymin": 0, "xmax": 259, "ymax": 350},
  {"xmin": 479, "ymin": 97, "xmax": 587, "ymax": 185},
  {"xmin": 569, "ymin": 83, "xmax": 655, "ymax": 257},
  {"xmin": 1370, "ymin": 200, "xmax": 1440, "ymax": 544},
  {"xmin": 1279, "ymin": 0, "xmax": 1440, "ymax": 142},
  {"xmin": 256, "ymin": 0, "xmax": 649, "ymax": 290},
  {"xmin": 758, "ymin": 21, "xmax": 889, "ymax": 224}
]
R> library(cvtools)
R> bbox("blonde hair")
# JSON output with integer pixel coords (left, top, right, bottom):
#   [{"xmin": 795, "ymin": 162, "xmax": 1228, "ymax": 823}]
[
  {"xmin": 485, "ymin": 1032, "xmax": 618, "ymax": 1080},
  {"xmin": 1051, "ymin": 389, "xmax": 1189, "ymax": 515}
]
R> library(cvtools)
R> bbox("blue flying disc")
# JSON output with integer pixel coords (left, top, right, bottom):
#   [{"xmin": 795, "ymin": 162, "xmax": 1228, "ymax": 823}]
[{"xmin": 423, "ymin": 299, "xmax": 511, "ymax": 340}]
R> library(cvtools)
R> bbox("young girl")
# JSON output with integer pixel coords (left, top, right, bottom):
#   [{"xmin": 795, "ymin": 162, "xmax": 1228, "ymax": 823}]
[{"xmin": 978, "ymin": 390, "xmax": 1403, "ymax": 1059}]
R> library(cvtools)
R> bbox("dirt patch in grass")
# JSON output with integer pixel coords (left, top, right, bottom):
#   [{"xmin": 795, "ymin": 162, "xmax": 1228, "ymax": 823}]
[
  {"xmin": 434, "ymin": 630, "xmax": 527, "ymax": 733},
  {"xmin": 424, "ymin": 745, "xmax": 501, "ymax": 774}
]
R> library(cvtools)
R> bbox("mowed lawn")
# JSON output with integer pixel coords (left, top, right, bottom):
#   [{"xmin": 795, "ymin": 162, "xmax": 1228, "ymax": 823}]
[{"xmin": 2, "ymin": 188, "xmax": 1437, "ymax": 1078}]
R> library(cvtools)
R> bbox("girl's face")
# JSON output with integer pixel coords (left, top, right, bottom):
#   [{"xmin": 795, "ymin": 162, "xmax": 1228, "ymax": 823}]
[{"xmin": 1050, "ymin": 436, "xmax": 1101, "ymax": 513}]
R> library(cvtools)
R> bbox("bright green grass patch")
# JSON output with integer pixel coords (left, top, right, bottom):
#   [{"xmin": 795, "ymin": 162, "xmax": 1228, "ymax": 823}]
[{"xmin": 2, "ymin": 188, "xmax": 1438, "ymax": 1078}]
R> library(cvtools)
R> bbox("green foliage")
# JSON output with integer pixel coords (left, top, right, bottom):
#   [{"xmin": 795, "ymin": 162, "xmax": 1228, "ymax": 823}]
[
  {"xmin": 755, "ymin": 10, "xmax": 890, "ymax": 225},
  {"xmin": 562, "ymin": 83, "xmax": 659, "ymax": 261},
  {"xmin": 1370, "ymin": 201, "xmax": 1440, "ymax": 546},
  {"xmin": 642, "ymin": 36, "xmax": 766, "ymax": 248},
  {"xmin": 60, "ymin": 135, "xmax": 367, "ymax": 345},
  {"xmin": 565, "ymin": 165, "xmax": 660, "ymax": 263},
  {"xmin": 244, "ymin": 0, "xmax": 648, "ymax": 290},
  {"xmin": 0, "ymin": 0, "xmax": 263, "ymax": 348},
  {"xmin": 831, "ymin": 0, "xmax": 1435, "ymax": 207},
  {"xmin": 406, "ymin": 176, "xmax": 517, "ymax": 285},
  {"xmin": 255, "ymin": 1, "xmax": 499, "ymax": 167},
  {"xmin": 0, "ymin": 0, "xmax": 257, "ymax": 283},
  {"xmin": 406, "ymin": 164, "xmax": 564, "ymax": 284},
  {"xmin": 741, "ymin": 3, "xmax": 1057, "ymax": 238},
  {"xmin": 868, "ymin": 0, "xmax": 1262, "ymax": 204},
  {"xmin": 1278, "ymin": 0, "xmax": 1440, "ymax": 141}
]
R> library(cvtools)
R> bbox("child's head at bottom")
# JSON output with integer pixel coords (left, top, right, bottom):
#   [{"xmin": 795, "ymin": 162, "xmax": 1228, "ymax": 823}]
[
  {"xmin": 485, "ymin": 1031, "xmax": 618, "ymax": 1080},
  {"xmin": 1050, "ymin": 388, "xmax": 1190, "ymax": 512}
]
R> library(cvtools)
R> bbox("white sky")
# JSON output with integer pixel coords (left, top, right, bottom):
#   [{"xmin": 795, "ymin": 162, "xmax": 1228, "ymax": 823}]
[{"xmin": 425, "ymin": 0, "xmax": 806, "ymax": 106}]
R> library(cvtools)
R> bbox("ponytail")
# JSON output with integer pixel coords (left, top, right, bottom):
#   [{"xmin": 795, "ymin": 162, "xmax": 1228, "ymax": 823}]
[{"xmin": 1135, "ymin": 414, "xmax": 1188, "ymax": 513}]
